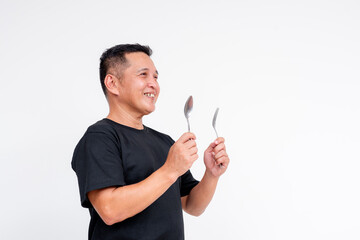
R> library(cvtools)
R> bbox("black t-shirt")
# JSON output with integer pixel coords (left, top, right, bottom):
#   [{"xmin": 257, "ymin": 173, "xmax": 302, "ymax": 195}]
[{"xmin": 72, "ymin": 118, "xmax": 199, "ymax": 240}]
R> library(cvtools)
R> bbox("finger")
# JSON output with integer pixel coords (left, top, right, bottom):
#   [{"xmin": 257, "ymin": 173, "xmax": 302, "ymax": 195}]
[
  {"xmin": 191, "ymin": 153, "xmax": 199, "ymax": 162},
  {"xmin": 214, "ymin": 150, "xmax": 228, "ymax": 160},
  {"xmin": 179, "ymin": 132, "xmax": 196, "ymax": 143},
  {"xmin": 214, "ymin": 143, "xmax": 226, "ymax": 154},
  {"xmin": 184, "ymin": 138, "xmax": 197, "ymax": 148},
  {"xmin": 204, "ymin": 142, "xmax": 216, "ymax": 154},
  {"xmin": 206, "ymin": 138, "xmax": 223, "ymax": 152},
  {"xmin": 189, "ymin": 146, "xmax": 198, "ymax": 155},
  {"xmin": 215, "ymin": 155, "xmax": 229, "ymax": 166},
  {"xmin": 214, "ymin": 137, "xmax": 225, "ymax": 145}
]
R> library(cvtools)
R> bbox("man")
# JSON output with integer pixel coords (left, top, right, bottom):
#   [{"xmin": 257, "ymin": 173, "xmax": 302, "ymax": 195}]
[{"xmin": 72, "ymin": 44, "xmax": 230, "ymax": 240}]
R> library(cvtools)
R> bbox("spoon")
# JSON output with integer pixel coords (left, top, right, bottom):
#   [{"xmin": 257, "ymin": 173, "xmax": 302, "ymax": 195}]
[
  {"xmin": 212, "ymin": 107, "xmax": 219, "ymax": 138},
  {"xmin": 212, "ymin": 107, "xmax": 223, "ymax": 167},
  {"xmin": 184, "ymin": 96, "xmax": 193, "ymax": 132}
]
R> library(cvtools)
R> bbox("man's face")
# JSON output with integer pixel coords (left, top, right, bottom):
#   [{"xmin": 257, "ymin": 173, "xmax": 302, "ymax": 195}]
[{"xmin": 114, "ymin": 52, "xmax": 160, "ymax": 116}]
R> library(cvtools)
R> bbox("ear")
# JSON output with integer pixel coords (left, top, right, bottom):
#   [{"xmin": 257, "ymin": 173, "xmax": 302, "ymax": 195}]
[{"xmin": 104, "ymin": 74, "xmax": 119, "ymax": 96}]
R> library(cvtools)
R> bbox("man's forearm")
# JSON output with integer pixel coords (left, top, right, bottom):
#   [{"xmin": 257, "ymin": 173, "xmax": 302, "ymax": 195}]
[
  {"xmin": 182, "ymin": 170, "xmax": 219, "ymax": 216},
  {"xmin": 88, "ymin": 165, "xmax": 178, "ymax": 225}
]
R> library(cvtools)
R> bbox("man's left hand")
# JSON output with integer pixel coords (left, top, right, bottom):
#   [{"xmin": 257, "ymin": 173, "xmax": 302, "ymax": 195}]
[{"xmin": 203, "ymin": 137, "xmax": 229, "ymax": 177}]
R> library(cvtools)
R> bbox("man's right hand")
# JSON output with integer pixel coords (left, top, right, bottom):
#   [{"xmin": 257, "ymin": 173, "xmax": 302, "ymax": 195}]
[{"xmin": 164, "ymin": 132, "xmax": 198, "ymax": 178}]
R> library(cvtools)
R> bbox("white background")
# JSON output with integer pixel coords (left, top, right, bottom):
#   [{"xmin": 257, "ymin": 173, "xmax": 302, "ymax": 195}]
[{"xmin": 1, "ymin": 0, "xmax": 359, "ymax": 239}]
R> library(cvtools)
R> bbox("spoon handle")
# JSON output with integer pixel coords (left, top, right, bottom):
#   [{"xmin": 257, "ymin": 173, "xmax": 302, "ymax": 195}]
[{"xmin": 187, "ymin": 118, "xmax": 190, "ymax": 132}]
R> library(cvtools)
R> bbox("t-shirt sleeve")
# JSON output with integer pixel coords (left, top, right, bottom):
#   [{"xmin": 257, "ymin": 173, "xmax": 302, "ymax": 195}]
[
  {"xmin": 72, "ymin": 130, "xmax": 125, "ymax": 208},
  {"xmin": 180, "ymin": 170, "xmax": 199, "ymax": 197}
]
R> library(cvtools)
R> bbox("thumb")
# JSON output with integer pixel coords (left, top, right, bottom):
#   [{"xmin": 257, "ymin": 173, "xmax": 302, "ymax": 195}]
[
  {"xmin": 179, "ymin": 132, "xmax": 196, "ymax": 143},
  {"xmin": 205, "ymin": 141, "xmax": 216, "ymax": 154}
]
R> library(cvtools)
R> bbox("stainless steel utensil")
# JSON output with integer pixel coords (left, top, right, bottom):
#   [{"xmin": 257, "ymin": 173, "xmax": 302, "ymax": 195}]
[
  {"xmin": 212, "ymin": 107, "xmax": 219, "ymax": 138},
  {"xmin": 184, "ymin": 96, "xmax": 193, "ymax": 132},
  {"xmin": 212, "ymin": 107, "xmax": 223, "ymax": 167}
]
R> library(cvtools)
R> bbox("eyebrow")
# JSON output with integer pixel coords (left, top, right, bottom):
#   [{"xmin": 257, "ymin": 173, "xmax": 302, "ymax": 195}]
[{"xmin": 137, "ymin": 68, "xmax": 159, "ymax": 75}]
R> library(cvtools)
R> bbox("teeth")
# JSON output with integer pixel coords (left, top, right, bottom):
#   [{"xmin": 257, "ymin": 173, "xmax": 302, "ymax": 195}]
[{"xmin": 144, "ymin": 93, "xmax": 155, "ymax": 97}]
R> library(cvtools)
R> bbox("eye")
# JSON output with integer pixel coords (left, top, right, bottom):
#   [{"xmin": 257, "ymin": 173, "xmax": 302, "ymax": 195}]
[{"xmin": 138, "ymin": 71, "xmax": 148, "ymax": 77}]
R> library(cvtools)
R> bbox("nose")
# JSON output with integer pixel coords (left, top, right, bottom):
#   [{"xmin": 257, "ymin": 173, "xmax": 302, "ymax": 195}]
[{"xmin": 147, "ymin": 76, "xmax": 158, "ymax": 88}]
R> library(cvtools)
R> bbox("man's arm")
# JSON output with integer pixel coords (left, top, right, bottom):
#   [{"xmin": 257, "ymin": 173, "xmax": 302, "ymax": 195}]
[
  {"xmin": 88, "ymin": 132, "xmax": 198, "ymax": 225},
  {"xmin": 182, "ymin": 137, "xmax": 229, "ymax": 216}
]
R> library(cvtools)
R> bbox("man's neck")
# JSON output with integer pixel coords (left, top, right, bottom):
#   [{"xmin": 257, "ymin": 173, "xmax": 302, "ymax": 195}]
[{"xmin": 107, "ymin": 106, "xmax": 144, "ymax": 130}]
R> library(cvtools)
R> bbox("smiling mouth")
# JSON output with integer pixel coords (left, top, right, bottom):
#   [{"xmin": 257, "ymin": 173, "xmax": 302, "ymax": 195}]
[{"xmin": 144, "ymin": 93, "xmax": 155, "ymax": 98}]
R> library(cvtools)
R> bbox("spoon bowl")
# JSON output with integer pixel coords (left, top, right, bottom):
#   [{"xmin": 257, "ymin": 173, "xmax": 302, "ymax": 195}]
[
  {"xmin": 184, "ymin": 96, "xmax": 193, "ymax": 132},
  {"xmin": 212, "ymin": 107, "xmax": 219, "ymax": 138}
]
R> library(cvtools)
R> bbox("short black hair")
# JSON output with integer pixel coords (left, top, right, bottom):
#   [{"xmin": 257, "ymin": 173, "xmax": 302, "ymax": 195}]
[{"xmin": 99, "ymin": 44, "xmax": 153, "ymax": 96}]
